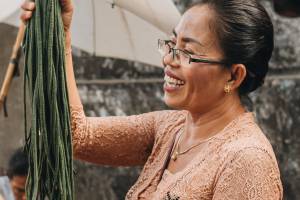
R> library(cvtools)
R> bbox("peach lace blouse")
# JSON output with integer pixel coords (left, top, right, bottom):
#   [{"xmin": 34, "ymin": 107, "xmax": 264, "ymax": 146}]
[{"xmin": 70, "ymin": 106, "xmax": 283, "ymax": 200}]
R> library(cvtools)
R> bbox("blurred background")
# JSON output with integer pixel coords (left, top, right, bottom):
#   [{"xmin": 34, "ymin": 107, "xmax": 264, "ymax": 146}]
[{"xmin": 0, "ymin": 0, "xmax": 299, "ymax": 199}]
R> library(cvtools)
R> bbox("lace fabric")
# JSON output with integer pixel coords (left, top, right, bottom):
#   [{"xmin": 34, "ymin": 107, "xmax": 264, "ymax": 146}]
[{"xmin": 70, "ymin": 106, "xmax": 283, "ymax": 200}]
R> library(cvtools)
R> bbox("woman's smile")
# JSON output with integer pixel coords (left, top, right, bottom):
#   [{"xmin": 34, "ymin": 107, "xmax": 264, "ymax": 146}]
[
  {"xmin": 163, "ymin": 74, "xmax": 185, "ymax": 92},
  {"xmin": 163, "ymin": 69, "xmax": 186, "ymax": 93}
]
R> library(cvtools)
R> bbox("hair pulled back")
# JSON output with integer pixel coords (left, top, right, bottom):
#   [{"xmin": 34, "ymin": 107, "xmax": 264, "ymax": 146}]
[{"xmin": 191, "ymin": 0, "xmax": 274, "ymax": 95}]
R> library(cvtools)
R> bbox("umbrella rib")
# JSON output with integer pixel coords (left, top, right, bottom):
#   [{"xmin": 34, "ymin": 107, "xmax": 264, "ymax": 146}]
[
  {"xmin": 144, "ymin": 0, "xmax": 161, "ymax": 32},
  {"xmin": 92, "ymin": 0, "xmax": 96, "ymax": 55},
  {"xmin": 119, "ymin": 8, "xmax": 136, "ymax": 60}
]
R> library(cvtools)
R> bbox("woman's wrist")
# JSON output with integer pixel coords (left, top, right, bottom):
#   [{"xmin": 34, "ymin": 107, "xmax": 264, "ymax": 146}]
[
  {"xmin": 65, "ymin": 31, "xmax": 72, "ymax": 55},
  {"xmin": 65, "ymin": 31, "xmax": 72, "ymax": 49}
]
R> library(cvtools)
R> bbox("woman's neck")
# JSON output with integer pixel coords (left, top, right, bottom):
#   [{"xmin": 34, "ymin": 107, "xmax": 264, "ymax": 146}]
[{"xmin": 185, "ymin": 96, "xmax": 246, "ymax": 141}]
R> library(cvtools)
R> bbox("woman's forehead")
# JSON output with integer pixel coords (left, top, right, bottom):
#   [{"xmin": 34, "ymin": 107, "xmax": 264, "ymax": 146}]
[{"xmin": 174, "ymin": 5, "xmax": 215, "ymax": 44}]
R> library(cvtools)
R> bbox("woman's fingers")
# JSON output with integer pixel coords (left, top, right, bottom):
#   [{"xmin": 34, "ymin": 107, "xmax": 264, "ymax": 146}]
[
  {"xmin": 20, "ymin": 1, "xmax": 35, "ymax": 23},
  {"xmin": 20, "ymin": 11, "xmax": 33, "ymax": 22},
  {"xmin": 21, "ymin": 1, "xmax": 35, "ymax": 11},
  {"xmin": 20, "ymin": 0, "xmax": 73, "ymax": 30}
]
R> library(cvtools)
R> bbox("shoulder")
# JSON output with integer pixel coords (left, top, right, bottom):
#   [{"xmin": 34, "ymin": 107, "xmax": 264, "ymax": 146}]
[
  {"xmin": 148, "ymin": 110, "xmax": 186, "ymax": 137},
  {"xmin": 130, "ymin": 110, "xmax": 185, "ymax": 128},
  {"xmin": 0, "ymin": 176, "xmax": 9, "ymax": 182},
  {"xmin": 224, "ymin": 147, "xmax": 280, "ymax": 174},
  {"xmin": 126, "ymin": 110, "xmax": 185, "ymax": 138},
  {"xmin": 216, "ymin": 113, "xmax": 282, "ymax": 181},
  {"xmin": 136, "ymin": 110, "xmax": 186, "ymax": 146},
  {"xmin": 219, "ymin": 129, "xmax": 281, "ymax": 175},
  {"xmin": 150, "ymin": 110, "xmax": 186, "ymax": 127},
  {"xmin": 220, "ymin": 113, "xmax": 277, "ymax": 161},
  {"xmin": 213, "ymin": 147, "xmax": 283, "ymax": 199},
  {"xmin": 0, "ymin": 176, "xmax": 10, "ymax": 188}
]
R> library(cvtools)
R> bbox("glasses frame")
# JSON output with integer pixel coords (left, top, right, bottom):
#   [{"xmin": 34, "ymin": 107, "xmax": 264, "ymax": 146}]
[
  {"xmin": 158, "ymin": 39, "xmax": 229, "ymax": 66},
  {"xmin": 158, "ymin": 39, "xmax": 261, "ymax": 82}
]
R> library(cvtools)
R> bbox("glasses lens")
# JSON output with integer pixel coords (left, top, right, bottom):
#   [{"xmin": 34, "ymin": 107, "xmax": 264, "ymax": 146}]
[
  {"xmin": 174, "ymin": 49, "xmax": 190, "ymax": 64},
  {"xmin": 157, "ymin": 40, "xmax": 190, "ymax": 65},
  {"xmin": 158, "ymin": 40, "xmax": 169, "ymax": 56}
]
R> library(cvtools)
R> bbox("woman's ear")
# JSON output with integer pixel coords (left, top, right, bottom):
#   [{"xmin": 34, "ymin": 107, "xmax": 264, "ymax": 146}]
[{"xmin": 228, "ymin": 64, "xmax": 247, "ymax": 90}]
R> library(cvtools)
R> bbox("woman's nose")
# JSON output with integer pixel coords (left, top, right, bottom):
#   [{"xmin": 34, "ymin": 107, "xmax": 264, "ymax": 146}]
[{"xmin": 162, "ymin": 51, "xmax": 180, "ymax": 68}]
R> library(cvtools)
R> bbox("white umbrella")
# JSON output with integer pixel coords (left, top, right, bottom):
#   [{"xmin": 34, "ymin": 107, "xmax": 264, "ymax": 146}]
[
  {"xmin": 0, "ymin": 0, "xmax": 181, "ymax": 111},
  {"xmin": 108, "ymin": 0, "xmax": 180, "ymax": 35},
  {"xmin": 0, "ymin": 0, "xmax": 181, "ymax": 67},
  {"xmin": 0, "ymin": 0, "xmax": 22, "ymax": 22}
]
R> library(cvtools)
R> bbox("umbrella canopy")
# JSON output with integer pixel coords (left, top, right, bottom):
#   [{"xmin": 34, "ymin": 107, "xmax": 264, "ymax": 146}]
[
  {"xmin": 0, "ymin": 0, "xmax": 22, "ymax": 22},
  {"xmin": 0, "ymin": 0, "xmax": 181, "ymax": 67},
  {"xmin": 108, "ymin": 0, "xmax": 180, "ymax": 34}
]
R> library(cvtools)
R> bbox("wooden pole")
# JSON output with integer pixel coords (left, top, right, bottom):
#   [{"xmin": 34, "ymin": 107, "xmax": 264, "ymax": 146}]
[{"xmin": 0, "ymin": 23, "xmax": 25, "ymax": 112}]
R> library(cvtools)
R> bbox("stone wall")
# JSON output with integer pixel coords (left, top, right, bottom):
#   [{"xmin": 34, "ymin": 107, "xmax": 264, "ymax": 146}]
[
  {"xmin": 72, "ymin": 55, "xmax": 166, "ymax": 200},
  {"xmin": 0, "ymin": 0, "xmax": 299, "ymax": 199}
]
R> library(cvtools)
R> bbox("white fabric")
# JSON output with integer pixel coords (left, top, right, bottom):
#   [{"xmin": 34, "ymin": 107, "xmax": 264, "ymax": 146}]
[
  {"xmin": 108, "ymin": 0, "xmax": 181, "ymax": 34},
  {"xmin": 0, "ymin": 0, "xmax": 181, "ymax": 67},
  {"xmin": 0, "ymin": 176, "xmax": 14, "ymax": 200},
  {"xmin": 0, "ymin": 0, "xmax": 22, "ymax": 22}
]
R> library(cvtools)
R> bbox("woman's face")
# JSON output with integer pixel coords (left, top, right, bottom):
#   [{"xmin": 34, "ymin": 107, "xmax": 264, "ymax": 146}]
[{"xmin": 163, "ymin": 5, "xmax": 231, "ymax": 113}]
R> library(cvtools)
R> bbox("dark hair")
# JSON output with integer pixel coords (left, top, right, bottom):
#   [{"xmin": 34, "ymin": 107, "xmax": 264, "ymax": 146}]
[
  {"xmin": 273, "ymin": 0, "xmax": 300, "ymax": 17},
  {"xmin": 7, "ymin": 148, "xmax": 28, "ymax": 179},
  {"xmin": 190, "ymin": 0, "xmax": 274, "ymax": 95}
]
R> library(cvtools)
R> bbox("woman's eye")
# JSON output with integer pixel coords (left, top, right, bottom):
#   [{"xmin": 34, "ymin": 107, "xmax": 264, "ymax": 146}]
[
  {"xmin": 169, "ymin": 41, "xmax": 176, "ymax": 47},
  {"xmin": 185, "ymin": 50, "xmax": 195, "ymax": 55}
]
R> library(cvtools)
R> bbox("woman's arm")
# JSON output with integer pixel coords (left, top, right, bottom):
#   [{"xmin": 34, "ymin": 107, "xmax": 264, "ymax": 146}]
[
  {"xmin": 63, "ymin": 16, "xmax": 163, "ymax": 167},
  {"xmin": 64, "ymin": 32, "xmax": 82, "ymax": 106},
  {"xmin": 70, "ymin": 106, "xmax": 164, "ymax": 166}
]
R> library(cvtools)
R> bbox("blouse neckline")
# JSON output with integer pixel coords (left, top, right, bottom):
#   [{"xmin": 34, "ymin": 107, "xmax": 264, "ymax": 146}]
[{"xmin": 164, "ymin": 112, "xmax": 254, "ymax": 176}]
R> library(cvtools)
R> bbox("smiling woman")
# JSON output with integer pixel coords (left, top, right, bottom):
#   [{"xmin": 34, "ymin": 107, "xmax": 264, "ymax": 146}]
[{"xmin": 21, "ymin": 0, "xmax": 282, "ymax": 199}]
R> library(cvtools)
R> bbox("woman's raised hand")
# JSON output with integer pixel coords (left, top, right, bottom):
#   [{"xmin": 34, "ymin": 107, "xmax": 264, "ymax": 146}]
[{"xmin": 21, "ymin": 0, "xmax": 74, "ymax": 33}]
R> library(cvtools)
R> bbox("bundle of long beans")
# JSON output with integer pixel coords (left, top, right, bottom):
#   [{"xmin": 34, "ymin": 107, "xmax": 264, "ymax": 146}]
[{"xmin": 23, "ymin": 0, "xmax": 74, "ymax": 199}]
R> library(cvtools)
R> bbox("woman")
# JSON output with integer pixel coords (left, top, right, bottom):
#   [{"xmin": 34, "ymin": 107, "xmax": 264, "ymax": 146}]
[{"xmin": 21, "ymin": 0, "xmax": 283, "ymax": 199}]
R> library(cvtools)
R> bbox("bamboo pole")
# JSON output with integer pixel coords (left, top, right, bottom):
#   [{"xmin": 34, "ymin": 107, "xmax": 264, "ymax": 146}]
[{"xmin": 0, "ymin": 23, "xmax": 25, "ymax": 112}]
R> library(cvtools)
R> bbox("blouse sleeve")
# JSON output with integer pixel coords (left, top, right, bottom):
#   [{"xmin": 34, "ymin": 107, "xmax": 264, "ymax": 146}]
[
  {"xmin": 212, "ymin": 147, "xmax": 283, "ymax": 200},
  {"xmin": 70, "ymin": 105, "xmax": 165, "ymax": 166}
]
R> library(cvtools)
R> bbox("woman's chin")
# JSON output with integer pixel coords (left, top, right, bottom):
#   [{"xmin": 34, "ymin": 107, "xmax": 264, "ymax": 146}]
[{"xmin": 163, "ymin": 95, "xmax": 183, "ymax": 109}]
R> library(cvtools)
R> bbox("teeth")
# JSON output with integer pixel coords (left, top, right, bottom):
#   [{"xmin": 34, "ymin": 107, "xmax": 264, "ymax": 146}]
[
  {"xmin": 164, "ymin": 75, "xmax": 185, "ymax": 86},
  {"xmin": 166, "ymin": 82, "xmax": 181, "ymax": 88}
]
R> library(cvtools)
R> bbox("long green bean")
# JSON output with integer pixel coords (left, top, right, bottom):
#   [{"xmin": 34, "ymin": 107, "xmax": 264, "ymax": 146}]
[{"xmin": 23, "ymin": 0, "xmax": 74, "ymax": 199}]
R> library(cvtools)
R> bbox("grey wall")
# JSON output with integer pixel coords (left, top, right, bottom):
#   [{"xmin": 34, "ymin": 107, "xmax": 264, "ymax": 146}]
[{"xmin": 0, "ymin": 0, "xmax": 299, "ymax": 199}]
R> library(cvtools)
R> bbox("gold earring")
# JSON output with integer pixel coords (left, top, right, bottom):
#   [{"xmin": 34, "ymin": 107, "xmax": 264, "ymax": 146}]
[{"xmin": 224, "ymin": 84, "xmax": 231, "ymax": 93}]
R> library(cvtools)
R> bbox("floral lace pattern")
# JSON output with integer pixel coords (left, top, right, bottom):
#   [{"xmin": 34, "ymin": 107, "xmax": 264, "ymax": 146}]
[
  {"xmin": 71, "ymin": 105, "xmax": 163, "ymax": 166},
  {"xmin": 70, "ymin": 106, "xmax": 283, "ymax": 200}
]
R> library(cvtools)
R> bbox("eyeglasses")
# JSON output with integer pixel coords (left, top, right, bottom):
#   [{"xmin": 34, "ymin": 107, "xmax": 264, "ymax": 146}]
[
  {"xmin": 157, "ymin": 39, "xmax": 261, "ymax": 82},
  {"xmin": 158, "ymin": 39, "xmax": 228, "ymax": 66}
]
